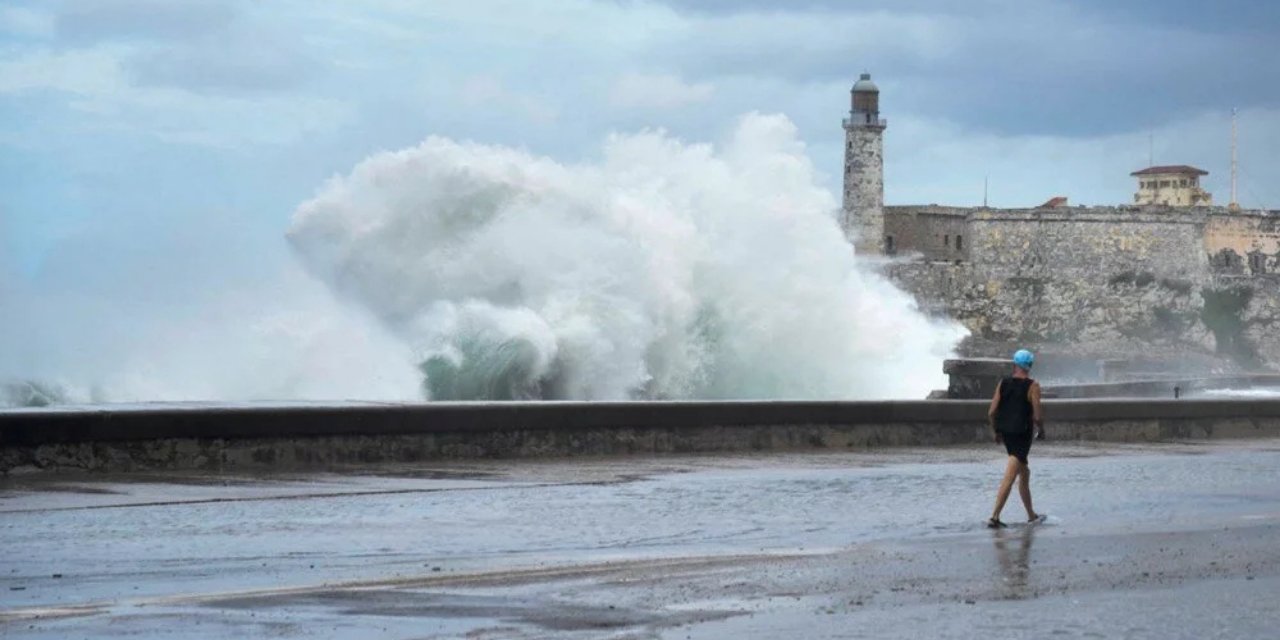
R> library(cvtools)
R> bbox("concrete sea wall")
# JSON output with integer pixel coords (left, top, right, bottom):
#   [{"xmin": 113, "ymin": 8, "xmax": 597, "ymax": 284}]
[
  {"xmin": 1045, "ymin": 375, "xmax": 1280, "ymax": 399},
  {"xmin": 4, "ymin": 399, "xmax": 1280, "ymax": 474}
]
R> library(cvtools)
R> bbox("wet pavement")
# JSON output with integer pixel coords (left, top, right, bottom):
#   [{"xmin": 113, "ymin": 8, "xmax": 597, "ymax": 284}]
[{"xmin": 3, "ymin": 440, "xmax": 1280, "ymax": 638}]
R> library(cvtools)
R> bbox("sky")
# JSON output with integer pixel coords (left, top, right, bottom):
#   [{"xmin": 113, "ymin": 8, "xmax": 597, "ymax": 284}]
[{"xmin": 1, "ymin": 0, "xmax": 1278, "ymax": 397}]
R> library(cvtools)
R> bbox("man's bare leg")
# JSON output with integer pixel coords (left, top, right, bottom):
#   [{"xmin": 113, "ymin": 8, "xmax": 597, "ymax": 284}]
[
  {"xmin": 990, "ymin": 456, "xmax": 1020, "ymax": 522},
  {"xmin": 1017, "ymin": 462, "xmax": 1040, "ymax": 521}
]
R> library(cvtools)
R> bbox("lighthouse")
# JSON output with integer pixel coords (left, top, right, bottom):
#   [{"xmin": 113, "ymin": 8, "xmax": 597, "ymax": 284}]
[{"xmin": 841, "ymin": 73, "xmax": 887, "ymax": 255}]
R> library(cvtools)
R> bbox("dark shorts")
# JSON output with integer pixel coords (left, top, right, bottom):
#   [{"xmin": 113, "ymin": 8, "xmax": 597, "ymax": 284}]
[{"xmin": 1002, "ymin": 430, "xmax": 1033, "ymax": 464}]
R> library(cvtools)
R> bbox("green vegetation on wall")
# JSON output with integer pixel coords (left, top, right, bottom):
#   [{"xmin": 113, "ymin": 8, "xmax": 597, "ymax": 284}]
[{"xmin": 1200, "ymin": 286, "xmax": 1257, "ymax": 365}]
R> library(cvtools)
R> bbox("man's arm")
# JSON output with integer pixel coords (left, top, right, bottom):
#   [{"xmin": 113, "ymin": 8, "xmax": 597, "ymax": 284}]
[
  {"xmin": 1029, "ymin": 381, "xmax": 1045, "ymax": 440},
  {"xmin": 988, "ymin": 381, "xmax": 1002, "ymax": 442}
]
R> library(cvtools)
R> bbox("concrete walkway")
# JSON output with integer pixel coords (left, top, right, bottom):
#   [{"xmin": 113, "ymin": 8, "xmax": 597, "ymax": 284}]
[{"xmin": 3, "ymin": 440, "xmax": 1279, "ymax": 638}]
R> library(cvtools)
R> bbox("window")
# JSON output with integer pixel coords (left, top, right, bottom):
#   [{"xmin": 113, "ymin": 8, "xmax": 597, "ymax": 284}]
[
  {"xmin": 1249, "ymin": 253, "xmax": 1267, "ymax": 274},
  {"xmin": 1180, "ymin": 179, "xmax": 1188, "ymax": 187},
  {"xmin": 956, "ymin": 235, "xmax": 963, "ymax": 251},
  {"xmin": 1160, "ymin": 180, "xmax": 1170, "ymax": 187},
  {"xmin": 944, "ymin": 234, "xmax": 950, "ymax": 247},
  {"xmin": 885, "ymin": 235, "xmax": 895, "ymax": 255}
]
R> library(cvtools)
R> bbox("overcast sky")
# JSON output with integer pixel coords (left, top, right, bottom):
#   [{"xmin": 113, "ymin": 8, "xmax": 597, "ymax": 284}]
[{"xmin": 2, "ymin": 0, "xmax": 1278, "ymax": 292}]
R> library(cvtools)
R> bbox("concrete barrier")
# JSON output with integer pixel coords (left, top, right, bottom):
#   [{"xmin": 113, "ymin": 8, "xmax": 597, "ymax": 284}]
[
  {"xmin": 3, "ymin": 399, "xmax": 1280, "ymax": 474},
  {"xmin": 941, "ymin": 357, "xmax": 1010, "ymax": 399},
  {"xmin": 1045, "ymin": 375, "xmax": 1280, "ymax": 399}
]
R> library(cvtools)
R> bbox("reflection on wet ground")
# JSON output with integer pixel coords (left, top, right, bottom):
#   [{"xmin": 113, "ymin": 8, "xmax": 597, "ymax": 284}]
[
  {"xmin": 992, "ymin": 524, "xmax": 1035, "ymax": 600},
  {"xmin": 3, "ymin": 439, "xmax": 1280, "ymax": 638}
]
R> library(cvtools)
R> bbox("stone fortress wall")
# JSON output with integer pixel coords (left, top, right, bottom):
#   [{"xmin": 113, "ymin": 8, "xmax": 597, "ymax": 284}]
[
  {"xmin": 881, "ymin": 204, "xmax": 1280, "ymax": 371},
  {"xmin": 1206, "ymin": 212, "xmax": 1280, "ymax": 274}
]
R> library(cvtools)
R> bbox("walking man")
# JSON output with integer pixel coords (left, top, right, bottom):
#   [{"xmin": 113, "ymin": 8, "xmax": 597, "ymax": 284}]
[{"xmin": 987, "ymin": 349, "xmax": 1045, "ymax": 528}]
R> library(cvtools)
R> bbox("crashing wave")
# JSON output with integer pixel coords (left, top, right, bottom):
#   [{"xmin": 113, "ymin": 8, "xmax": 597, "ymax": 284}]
[
  {"xmin": 1, "ymin": 380, "xmax": 70, "ymax": 408},
  {"xmin": 288, "ymin": 113, "xmax": 965, "ymax": 400}
]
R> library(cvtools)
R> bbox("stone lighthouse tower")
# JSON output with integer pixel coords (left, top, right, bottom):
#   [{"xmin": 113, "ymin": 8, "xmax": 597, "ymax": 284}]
[{"xmin": 841, "ymin": 73, "xmax": 886, "ymax": 255}]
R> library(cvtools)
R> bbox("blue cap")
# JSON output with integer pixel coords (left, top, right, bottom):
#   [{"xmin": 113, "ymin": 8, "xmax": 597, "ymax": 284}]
[{"xmin": 1013, "ymin": 349, "xmax": 1035, "ymax": 370}]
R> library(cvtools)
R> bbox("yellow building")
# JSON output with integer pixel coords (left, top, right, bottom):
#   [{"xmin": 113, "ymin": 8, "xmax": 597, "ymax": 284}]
[{"xmin": 1131, "ymin": 165, "xmax": 1212, "ymax": 206}]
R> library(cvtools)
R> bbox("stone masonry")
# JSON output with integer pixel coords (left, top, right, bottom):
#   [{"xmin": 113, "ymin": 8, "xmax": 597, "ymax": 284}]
[
  {"xmin": 883, "ymin": 205, "xmax": 1280, "ymax": 371},
  {"xmin": 842, "ymin": 73, "xmax": 886, "ymax": 255}
]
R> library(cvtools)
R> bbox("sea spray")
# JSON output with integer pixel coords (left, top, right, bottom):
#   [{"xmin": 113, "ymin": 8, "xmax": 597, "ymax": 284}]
[
  {"xmin": 0, "ymin": 268, "xmax": 422, "ymax": 406},
  {"xmin": 288, "ymin": 113, "xmax": 966, "ymax": 400}
]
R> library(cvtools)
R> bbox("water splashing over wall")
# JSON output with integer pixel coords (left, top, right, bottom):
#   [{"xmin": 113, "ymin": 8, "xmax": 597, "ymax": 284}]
[{"xmin": 288, "ymin": 113, "xmax": 965, "ymax": 400}]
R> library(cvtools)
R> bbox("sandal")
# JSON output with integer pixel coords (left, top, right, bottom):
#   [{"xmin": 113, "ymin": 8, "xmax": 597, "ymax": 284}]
[{"xmin": 986, "ymin": 518, "xmax": 1007, "ymax": 529}]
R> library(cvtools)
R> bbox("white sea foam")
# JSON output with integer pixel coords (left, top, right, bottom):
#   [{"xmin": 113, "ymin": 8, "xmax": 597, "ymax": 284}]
[
  {"xmin": 1198, "ymin": 387, "xmax": 1280, "ymax": 399},
  {"xmin": 287, "ymin": 113, "xmax": 966, "ymax": 400}
]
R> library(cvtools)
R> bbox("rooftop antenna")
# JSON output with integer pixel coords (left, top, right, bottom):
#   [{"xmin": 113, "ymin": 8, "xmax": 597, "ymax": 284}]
[
  {"xmin": 1230, "ymin": 107, "xmax": 1240, "ymax": 211},
  {"xmin": 983, "ymin": 175, "xmax": 988, "ymax": 208}
]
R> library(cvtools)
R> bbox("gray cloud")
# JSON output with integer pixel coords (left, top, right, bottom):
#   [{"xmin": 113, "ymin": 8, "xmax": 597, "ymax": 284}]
[
  {"xmin": 1069, "ymin": 0, "xmax": 1280, "ymax": 35},
  {"xmin": 55, "ymin": 0, "xmax": 235, "ymax": 43},
  {"xmin": 653, "ymin": 0, "xmax": 1280, "ymax": 33},
  {"xmin": 52, "ymin": 0, "xmax": 319, "ymax": 94},
  {"xmin": 647, "ymin": 0, "xmax": 1280, "ymax": 136},
  {"xmin": 124, "ymin": 38, "xmax": 319, "ymax": 94},
  {"xmin": 650, "ymin": 0, "xmax": 1018, "ymax": 16}
]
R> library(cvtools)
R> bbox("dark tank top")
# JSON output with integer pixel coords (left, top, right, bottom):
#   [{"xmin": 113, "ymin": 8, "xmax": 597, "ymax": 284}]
[{"xmin": 995, "ymin": 377, "xmax": 1034, "ymax": 435}]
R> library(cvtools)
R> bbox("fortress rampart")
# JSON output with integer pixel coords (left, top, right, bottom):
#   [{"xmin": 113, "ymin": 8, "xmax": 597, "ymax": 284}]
[{"xmin": 881, "ymin": 205, "xmax": 1280, "ymax": 368}]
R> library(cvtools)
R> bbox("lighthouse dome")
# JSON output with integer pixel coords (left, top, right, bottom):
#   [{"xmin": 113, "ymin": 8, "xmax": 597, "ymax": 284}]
[{"xmin": 852, "ymin": 73, "xmax": 878, "ymax": 93}]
